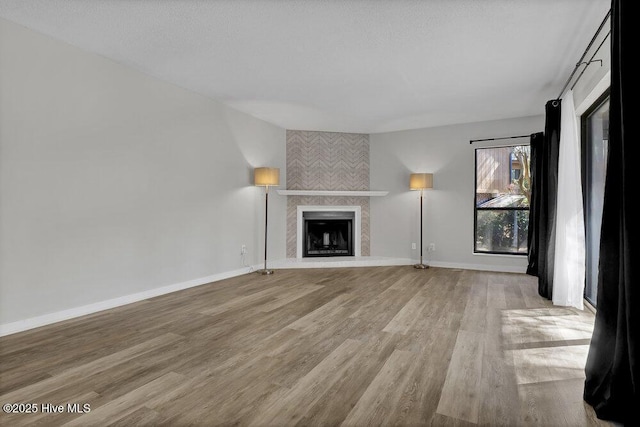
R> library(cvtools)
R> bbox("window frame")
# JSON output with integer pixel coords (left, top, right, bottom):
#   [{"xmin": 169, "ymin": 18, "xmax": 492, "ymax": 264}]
[
  {"xmin": 580, "ymin": 88, "xmax": 610, "ymax": 307},
  {"xmin": 473, "ymin": 143, "xmax": 530, "ymax": 256}
]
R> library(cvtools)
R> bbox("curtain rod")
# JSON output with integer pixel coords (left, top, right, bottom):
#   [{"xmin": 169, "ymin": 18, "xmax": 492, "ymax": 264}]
[
  {"xmin": 556, "ymin": 9, "xmax": 612, "ymax": 100},
  {"xmin": 469, "ymin": 134, "xmax": 531, "ymax": 144}
]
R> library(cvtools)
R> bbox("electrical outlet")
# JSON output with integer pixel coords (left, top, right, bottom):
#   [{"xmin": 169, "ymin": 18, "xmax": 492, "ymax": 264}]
[
  {"xmin": 428, "ymin": 243, "xmax": 436, "ymax": 252},
  {"xmin": 241, "ymin": 245, "xmax": 247, "ymax": 255},
  {"xmin": 411, "ymin": 243, "xmax": 417, "ymax": 250}
]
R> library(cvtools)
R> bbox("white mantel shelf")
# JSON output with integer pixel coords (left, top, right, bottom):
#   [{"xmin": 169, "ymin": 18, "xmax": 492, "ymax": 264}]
[{"xmin": 276, "ymin": 190, "xmax": 388, "ymax": 197}]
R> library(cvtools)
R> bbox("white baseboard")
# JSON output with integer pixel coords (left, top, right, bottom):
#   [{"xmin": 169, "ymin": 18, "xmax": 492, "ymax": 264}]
[
  {"xmin": 584, "ymin": 299, "xmax": 597, "ymax": 314},
  {"xmin": 426, "ymin": 260, "xmax": 527, "ymax": 273},
  {"xmin": 265, "ymin": 257, "xmax": 524, "ymax": 273},
  {"xmin": 269, "ymin": 256, "xmax": 414, "ymax": 269},
  {"xmin": 1, "ymin": 259, "xmax": 525, "ymax": 337},
  {"xmin": 0, "ymin": 265, "xmax": 260, "ymax": 337}
]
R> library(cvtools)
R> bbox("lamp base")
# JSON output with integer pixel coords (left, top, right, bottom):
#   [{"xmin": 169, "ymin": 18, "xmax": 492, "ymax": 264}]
[
  {"xmin": 256, "ymin": 269, "xmax": 275, "ymax": 275},
  {"xmin": 413, "ymin": 263, "xmax": 429, "ymax": 269}
]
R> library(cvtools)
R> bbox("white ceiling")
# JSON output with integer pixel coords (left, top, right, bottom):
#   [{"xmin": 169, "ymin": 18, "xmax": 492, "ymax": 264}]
[{"xmin": 0, "ymin": 0, "xmax": 610, "ymax": 134}]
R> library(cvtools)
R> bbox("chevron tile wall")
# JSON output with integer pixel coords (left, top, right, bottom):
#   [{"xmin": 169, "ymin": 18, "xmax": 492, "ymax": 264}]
[
  {"xmin": 286, "ymin": 130, "xmax": 370, "ymax": 258},
  {"xmin": 286, "ymin": 130, "xmax": 369, "ymax": 191}
]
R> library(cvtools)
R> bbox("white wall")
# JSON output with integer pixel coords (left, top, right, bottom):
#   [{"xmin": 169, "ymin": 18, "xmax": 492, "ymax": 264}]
[
  {"xmin": 0, "ymin": 19, "xmax": 286, "ymax": 327},
  {"xmin": 370, "ymin": 115, "xmax": 544, "ymax": 272},
  {"xmin": 571, "ymin": 14, "xmax": 611, "ymax": 114}
]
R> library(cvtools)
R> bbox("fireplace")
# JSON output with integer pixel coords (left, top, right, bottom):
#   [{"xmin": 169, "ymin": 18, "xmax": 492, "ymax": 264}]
[
  {"xmin": 296, "ymin": 205, "xmax": 362, "ymax": 259},
  {"xmin": 303, "ymin": 211, "xmax": 354, "ymax": 257}
]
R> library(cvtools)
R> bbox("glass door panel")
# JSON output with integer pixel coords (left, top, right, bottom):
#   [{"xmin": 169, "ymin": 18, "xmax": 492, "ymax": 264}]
[{"xmin": 582, "ymin": 93, "xmax": 609, "ymax": 307}]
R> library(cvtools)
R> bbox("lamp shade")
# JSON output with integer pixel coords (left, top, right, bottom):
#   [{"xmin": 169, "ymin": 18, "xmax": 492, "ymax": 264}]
[
  {"xmin": 254, "ymin": 167, "xmax": 280, "ymax": 186},
  {"xmin": 409, "ymin": 173, "xmax": 433, "ymax": 190}
]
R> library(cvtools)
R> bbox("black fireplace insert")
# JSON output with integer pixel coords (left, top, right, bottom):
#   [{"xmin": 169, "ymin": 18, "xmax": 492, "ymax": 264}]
[{"xmin": 303, "ymin": 211, "xmax": 354, "ymax": 257}]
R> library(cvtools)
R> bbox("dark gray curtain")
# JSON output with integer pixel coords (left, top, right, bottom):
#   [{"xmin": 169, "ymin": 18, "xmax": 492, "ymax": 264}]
[
  {"xmin": 584, "ymin": 0, "xmax": 639, "ymax": 423},
  {"xmin": 526, "ymin": 101, "xmax": 560, "ymax": 300},
  {"xmin": 526, "ymin": 132, "xmax": 543, "ymax": 276}
]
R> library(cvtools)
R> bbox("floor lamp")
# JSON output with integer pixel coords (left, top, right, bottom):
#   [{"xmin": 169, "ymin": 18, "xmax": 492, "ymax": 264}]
[
  {"xmin": 410, "ymin": 173, "xmax": 433, "ymax": 269},
  {"xmin": 254, "ymin": 167, "xmax": 280, "ymax": 275}
]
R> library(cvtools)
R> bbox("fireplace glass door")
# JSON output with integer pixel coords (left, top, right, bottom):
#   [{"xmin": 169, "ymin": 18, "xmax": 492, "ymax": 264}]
[{"xmin": 303, "ymin": 211, "xmax": 354, "ymax": 257}]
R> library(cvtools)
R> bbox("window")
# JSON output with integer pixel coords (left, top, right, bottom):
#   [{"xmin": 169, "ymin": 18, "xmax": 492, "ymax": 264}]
[
  {"xmin": 581, "ymin": 90, "xmax": 609, "ymax": 307},
  {"xmin": 474, "ymin": 144, "xmax": 530, "ymax": 255}
]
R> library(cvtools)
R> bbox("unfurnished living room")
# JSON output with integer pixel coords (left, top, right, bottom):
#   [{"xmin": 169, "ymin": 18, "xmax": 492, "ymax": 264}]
[{"xmin": 0, "ymin": 1, "xmax": 637, "ymax": 426}]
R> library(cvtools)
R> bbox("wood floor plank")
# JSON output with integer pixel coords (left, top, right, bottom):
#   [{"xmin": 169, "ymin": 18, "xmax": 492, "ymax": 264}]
[
  {"xmin": 487, "ymin": 281, "xmax": 508, "ymax": 309},
  {"xmin": 63, "ymin": 371, "xmax": 186, "ymax": 426},
  {"xmin": 0, "ymin": 332, "xmax": 184, "ymax": 404},
  {"xmin": 477, "ymin": 352, "xmax": 520, "ymax": 426},
  {"xmin": 341, "ymin": 348, "xmax": 416, "ymax": 426},
  {"xmin": 105, "ymin": 406, "xmax": 163, "ymax": 427},
  {"xmin": 271, "ymin": 318, "xmax": 368, "ymax": 388},
  {"xmin": 382, "ymin": 293, "xmax": 428, "ymax": 335},
  {"xmin": 246, "ymin": 338, "xmax": 364, "ymax": 426},
  {"xmin": 258, "ymin": 284, "xmax": 324, "ymax": 312},
  {"xmin": 436, "ymin": 330, "xmax": 484, "ymax": 424},
  {"xmin": 198, "ymin": 284, "xmax": 286, "ymax": 315},
  {"xmin": 0, "ymin": 266, "xmax": 611, "ymax": 427},
  {"xmin": 285, "ymin": 292, "xmax": 354, "ymax": 332},
  {"xmin": 294, "ymin": 331, "xmax": 400, "ymax": 426}
]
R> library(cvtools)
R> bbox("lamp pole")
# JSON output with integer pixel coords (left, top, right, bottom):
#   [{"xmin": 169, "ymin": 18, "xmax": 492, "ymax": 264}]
[
  {"xmin": 415, "ymin": 189, "xmax": 428, "ymax": 269},
  {"xmin": 261, "ymin": 185, "xmax": 273, "ymax": 274}
]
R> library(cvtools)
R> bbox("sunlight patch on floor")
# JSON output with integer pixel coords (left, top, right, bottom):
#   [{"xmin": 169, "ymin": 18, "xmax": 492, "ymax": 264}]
[
  {"xmin": 501, "ymin": 306, "xmax": 595, "ymax": 385},
  {"xmin": 510, "ymin": 344, "xmax": 590, "ymax": 385}
]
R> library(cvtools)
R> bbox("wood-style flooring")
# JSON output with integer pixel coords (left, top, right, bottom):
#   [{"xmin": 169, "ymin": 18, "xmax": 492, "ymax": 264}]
[{"xmin": 0, "ymin": 266, "xmax": 612, "ymax": 426}]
